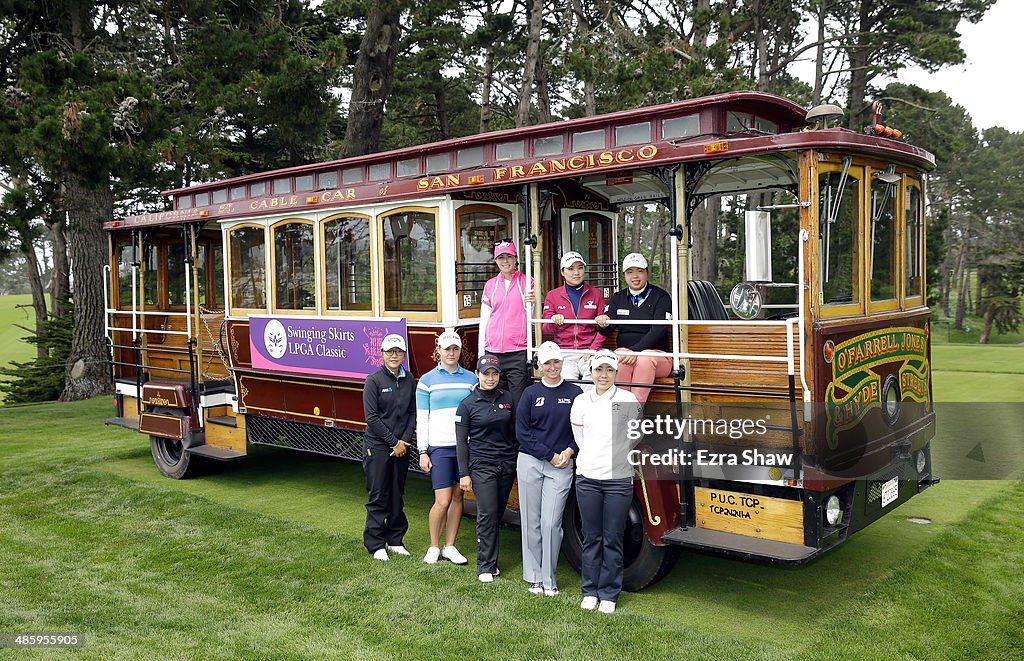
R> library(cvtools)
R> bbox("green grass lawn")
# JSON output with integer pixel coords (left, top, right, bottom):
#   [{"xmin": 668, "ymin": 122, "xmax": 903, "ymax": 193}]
[
  {"xmin": 1, "ymin": 328, "xmax": 1021, "ymax": 658},
  {"xmin": 2, "ymin": 398, "xmax": 1022, "ymax": 658},
  {"xmin": 0, "ymin": 294, "xmax": 38, "ymax": 404}
]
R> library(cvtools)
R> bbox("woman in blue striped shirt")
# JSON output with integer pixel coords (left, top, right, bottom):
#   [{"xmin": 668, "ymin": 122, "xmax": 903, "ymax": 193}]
[{"xmin": 416, "ymin": 330, "xmax": 479, "ymax": 565}]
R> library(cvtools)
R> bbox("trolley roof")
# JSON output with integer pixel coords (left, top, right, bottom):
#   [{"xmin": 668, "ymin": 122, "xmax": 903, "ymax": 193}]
[{"xmin": 107, "ymin": 91, "xmax": 935, "ymax": 231}]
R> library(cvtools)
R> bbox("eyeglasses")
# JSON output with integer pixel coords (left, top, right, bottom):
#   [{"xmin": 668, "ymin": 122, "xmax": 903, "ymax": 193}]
[{"xmin": 383, "ymin": 348, "xmax": 406, "ymax": 356}]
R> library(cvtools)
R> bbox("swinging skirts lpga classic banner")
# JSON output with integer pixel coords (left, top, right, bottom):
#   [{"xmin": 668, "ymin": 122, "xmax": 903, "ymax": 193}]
[{"xmin": 249, "ymin": 315, "xmax": 409, "ymax": 378}]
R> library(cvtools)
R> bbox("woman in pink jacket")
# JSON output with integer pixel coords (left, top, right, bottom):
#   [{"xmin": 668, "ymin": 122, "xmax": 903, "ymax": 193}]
[
  {"xmin": 478, "ymin": 241, "xmax": 534, "ymax": 408},
  {"xmin": 541, "ymin": 251, "xmax": 606, "ymax": 382}
]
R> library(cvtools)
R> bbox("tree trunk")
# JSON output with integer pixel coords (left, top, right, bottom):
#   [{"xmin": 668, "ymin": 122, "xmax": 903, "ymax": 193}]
[
  {"xmin": 516, "ymin": 0, "xmax": 543, "ymax": 127},
  {"xmin": 752, "ymin": 0, "xmax": 769, "ymax": 90},
  {"xmin": 433, "ymin": 67, "xmax": 450, "ymax": 139},
  {"xmin": 479, "ymin": 45, "xmax": 494, "ymax": 132},
  {"xmin": 692, "ymin": 0, "xmax": 711, "ymax": 50},
  {"xmin": 570, "ymin": 0, "xmax": 596, "ymax": 116},
  {"xmin": 979, "ymin": 305, "xmax": 995, "ymax": 344},
  {"xmin": 846, "ymin": 0, "xmax": 871, "ymax": 130},
  {"xmin": 46, "ymin": 201, "xmax": 71, "ymax": 317},
  {"xmin": 630, "ymin": 205, "xmax": 643, "ymax": 253},
  {"xmin": 60, "ymin": 171, "xmax": 113, "ymax": 401},
  {"xmin": 940, "ymin": 217, "xmax": 953, "ymax": 317},
  {"xmin": 954, "ymin": 267, "xmax": 968, "ymax": 330},
  {"xmin": 342, "ymin": 1, "xmax": 402, "ymax": 157},
  {"xmin": 19, "ymin": 232, "xmax": 49, "ymax": 360},
  {"xmin": 691, "ymin": 197, "xmax": 719, "ymax": 281},
  {"xmin": 964, "ymin": 272, "xmax": 972, "ymax": 315},
  {"xmin": 535, "ymin": 57, "xmax": 551, "ymax": 124},
  {"xmin": 951, "ymin": 217, "xmax": 970, "ymax": 327},
  {"xmin": 812, "ymin": 0, "xmax": 826, "ymax": 104},
  {"xmin": 651, "ymin": 210, "xmax": 666, "ymax": 283}
]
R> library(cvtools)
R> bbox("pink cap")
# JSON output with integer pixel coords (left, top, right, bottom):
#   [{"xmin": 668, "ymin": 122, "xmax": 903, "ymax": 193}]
[{"xmin": 494, "ymin": 241, "xmax": 517, "ymax": 259}]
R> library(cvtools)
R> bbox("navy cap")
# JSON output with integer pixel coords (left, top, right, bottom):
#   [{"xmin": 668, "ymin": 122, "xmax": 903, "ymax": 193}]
[{"xmin": 477, "ymin": 354, "xmax": 501, "ymax": 373}]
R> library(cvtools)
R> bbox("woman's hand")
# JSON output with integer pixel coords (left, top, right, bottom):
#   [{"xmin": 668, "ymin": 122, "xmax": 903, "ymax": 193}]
[
  {"xmin": 419, "ymin": 453, "xmax": 432, "ymax": 472},
  {"xmin": 595, "ymin": 314, "xmax": 610, "ymax": 328},
  {"xmin": 460, "ymin": 475, "xmax": 473, "ymax": 492},
  {"xmin": 552, "ymin": 314, "xmax": 565, "ymax": 325}
]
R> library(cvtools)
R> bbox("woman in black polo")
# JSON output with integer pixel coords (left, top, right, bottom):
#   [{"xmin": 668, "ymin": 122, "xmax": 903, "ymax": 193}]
[{"xmin": 455, "ymin": 354, "xmax": 518, "ymax": 583}]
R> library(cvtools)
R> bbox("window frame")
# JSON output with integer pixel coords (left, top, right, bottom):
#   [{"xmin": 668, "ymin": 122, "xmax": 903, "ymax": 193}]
[
  {"xmin": 320, "ymin": 212, "xmax": 375, "ymax": 316},
  {"xmin": 455, "ymin": 204, "xmax": 512, "ymax": 318},
  {"xmin": 269, "ymin": 217, "xmax": 318, "ymax": 315},
  {"xmin": 225, "ymin": 222, "xmax": 270, "ymax": 316},
  {"xmin": 113, "ymin": 235, "xmax": 136, "ymax": 311},
  {"xmin": 902, "ymin": 176, "xmax": 926, "ymax": 310},
  {"xmin": 377, "ymin": 205, "xmax": 442, "ymax": 322},
  {"xmin": 816, "ymin": 160, "xmax": 867, "ymax": 319},
  {"xmin": 867, "ymin": 166, "xmax": 901, "ymax": 314}
]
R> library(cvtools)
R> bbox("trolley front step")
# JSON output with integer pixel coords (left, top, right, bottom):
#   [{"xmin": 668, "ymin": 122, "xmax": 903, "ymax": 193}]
[
  {"xmin": 104, "ymin": 417, "xmax": 140, "ymax": 431},
  {"xmin": 661, "ymin": 527, "xmax": 818, "ymax": 564},
  {"xmin": 185, "ymin": 445, "xmax": 246, "ymax": 461}
]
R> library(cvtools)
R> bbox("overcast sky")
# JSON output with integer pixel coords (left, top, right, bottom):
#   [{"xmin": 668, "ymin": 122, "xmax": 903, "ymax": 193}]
[{"xmin": 879, "ymin": 0, "xmax": 1022, "ymax": 133}]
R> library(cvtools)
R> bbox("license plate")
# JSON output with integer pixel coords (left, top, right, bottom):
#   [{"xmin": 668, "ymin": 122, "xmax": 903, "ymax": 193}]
[{"xmin": 881, "ymin": 477, "xmax": 899, "ymax": 508}]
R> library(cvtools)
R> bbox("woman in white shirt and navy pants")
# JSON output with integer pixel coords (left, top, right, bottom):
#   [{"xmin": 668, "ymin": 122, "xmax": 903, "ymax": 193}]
[{"xmin": 569, "ymin": 349, "xmax": 642, "ymax": 614}]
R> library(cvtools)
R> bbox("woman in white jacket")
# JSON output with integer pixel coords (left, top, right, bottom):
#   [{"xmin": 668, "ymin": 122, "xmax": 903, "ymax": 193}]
[{"xmin": 569, "ymin": 349, "xmax": 642, "ymax": 614}]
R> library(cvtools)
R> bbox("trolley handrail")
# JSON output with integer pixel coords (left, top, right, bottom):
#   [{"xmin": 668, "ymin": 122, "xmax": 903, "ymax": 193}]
[{"xmin": 525, "ymin": 316, "xmax": 801, "ymax": 372}]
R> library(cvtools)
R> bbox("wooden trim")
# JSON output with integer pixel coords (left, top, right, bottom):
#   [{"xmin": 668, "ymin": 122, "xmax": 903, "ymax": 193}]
[{"xmin": 139, "ymin": 412, "xmax": 187, "ymax": 440}]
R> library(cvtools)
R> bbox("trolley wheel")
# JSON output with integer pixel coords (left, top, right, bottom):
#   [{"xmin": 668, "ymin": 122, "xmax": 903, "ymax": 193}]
[
  {"xmin": 561, "ymin": 491, "xmax": 681, "ymax": 592},
  {"xmin": 150, "ymin": 435, "xmax": 201, "ymax": 479}
]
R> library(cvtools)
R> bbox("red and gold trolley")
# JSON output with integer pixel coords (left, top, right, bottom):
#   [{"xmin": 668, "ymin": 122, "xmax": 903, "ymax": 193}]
[{"xmin": 104, "ymin": 91, "xmax": 937, "ymax": 589}]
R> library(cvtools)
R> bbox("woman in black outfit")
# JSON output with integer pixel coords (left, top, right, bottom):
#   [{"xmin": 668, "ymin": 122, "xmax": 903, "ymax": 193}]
[{"xmin": 455, "ymin": 354, "xmax": 518, "ymax": 583}]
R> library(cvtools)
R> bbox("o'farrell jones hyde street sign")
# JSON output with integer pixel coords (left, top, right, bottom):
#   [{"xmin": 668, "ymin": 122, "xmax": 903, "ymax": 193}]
[{"xmin": 249, "ymin": 315, "xmax": 409, "ymax": 379}]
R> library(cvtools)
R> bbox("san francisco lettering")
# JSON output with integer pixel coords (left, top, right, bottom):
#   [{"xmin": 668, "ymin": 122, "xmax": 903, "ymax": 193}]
[{"xmin": 493, "ymin": 145, "xmax": 658, "ymax": 183}]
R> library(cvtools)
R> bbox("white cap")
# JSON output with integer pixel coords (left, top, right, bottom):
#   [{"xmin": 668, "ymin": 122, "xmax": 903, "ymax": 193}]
[
  {"xmin": 381, "ymin": 334, "xmax": 407, "ymax": 352},
  {"xmin": 589, "ymin": 349, "xmax": 619, "ymax": 371},
  {"xmin": 437, "ymin": 330, "xmax": 462, "ymax": 349},
  {"xmin": 622, "ymin": 252, "xmax": 648, "ymax": 272},
  {"xmin": 560, "ymin": 251, "xmax": 586, "ymax": 269},
  {"xmin": 536, "ymin": 341, "xmax": 563, "ymax": 364}
]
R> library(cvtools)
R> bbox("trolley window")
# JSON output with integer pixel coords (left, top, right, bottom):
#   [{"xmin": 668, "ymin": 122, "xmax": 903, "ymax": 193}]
[
  {"xmin": 228, "ymin": 226, "xmax": 267, "ymax": 310},
  {"xmin": 869, "ymin": 171, "xmax": 898, "ymax": 307},
  {"xmin": 905, "ymin": 181, "xmax": 924, "ymax": 302},
  {"xmin": 456, "ymin": 205, "xmax": 510, "ymax": 314},
  {"xmin": 143, "ymin": 243, "xmax": 159, "ymax": 307},
  {"xmin": 323, "ymin": 214, "xmax": 372, "ymax": 312},
  {"xmin": 116, "ymin": 239, "xmax": 134, "ymax": 308},
  {"xmin": 167, "ymin": 242, "xmax": 188, "ymax": 307},
  {"xmin": 819, "ymin": 166, "xmax": 863, "ymax": 312},
  {"xmin": 381, "ymin": 209, "xmax": 438, "ymax": 313},
  {"xmin": 568, "ymin": 213, "xmax": 616, "ymax": 292},
  {"xmin": 272, "ymin": 221, "xmax": 315, "ymax": 311},
  {"xmin": 196, "ymin": 241, "xmax": 223, "ymax": 308}
]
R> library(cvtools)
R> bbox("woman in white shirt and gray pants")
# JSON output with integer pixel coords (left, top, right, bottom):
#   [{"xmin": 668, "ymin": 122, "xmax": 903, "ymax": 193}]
[{"xmin": 569, "ymin": 349, "xmax": 642, "ymax": 614}]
